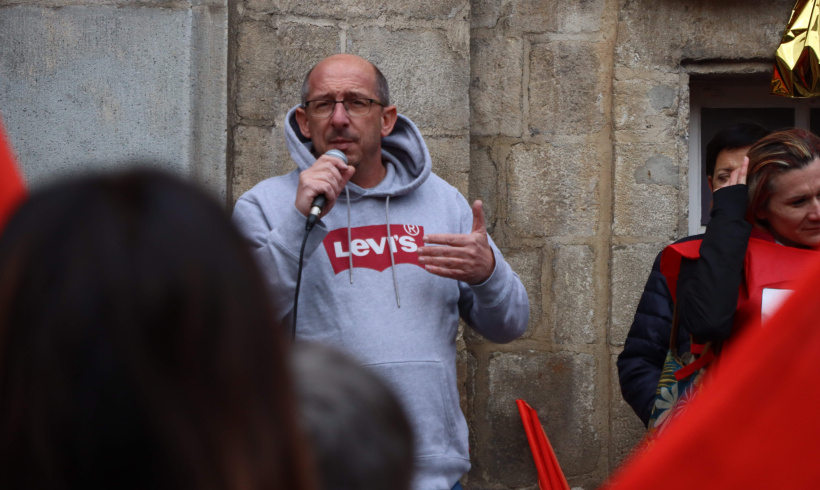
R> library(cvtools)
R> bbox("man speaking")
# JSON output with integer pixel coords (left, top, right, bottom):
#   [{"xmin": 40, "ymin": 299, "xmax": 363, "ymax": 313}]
[{"xmin": 232, "ymin": 54, "xmax": 529, "ymax": 490}]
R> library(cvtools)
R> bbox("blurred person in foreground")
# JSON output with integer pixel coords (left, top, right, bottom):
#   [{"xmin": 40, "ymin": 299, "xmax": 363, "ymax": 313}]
[
  {"xmin": 292, "ymin": 342, "xmax": 414, "ymax": 490},
  {"xmin": 617, "ymin": 122, "xmax": 770, "ymax": 426},
  {"xmin": 0, "ymin": 169, "xmax": 314, "ymax": 490}
]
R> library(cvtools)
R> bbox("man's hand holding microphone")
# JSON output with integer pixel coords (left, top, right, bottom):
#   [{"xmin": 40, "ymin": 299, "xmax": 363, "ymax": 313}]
[{"xmin": 296, "ymin": 149, "xmax": 355, "ymax": 230}]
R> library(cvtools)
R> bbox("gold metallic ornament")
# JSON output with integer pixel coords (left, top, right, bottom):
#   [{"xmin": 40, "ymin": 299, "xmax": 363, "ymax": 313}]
[{"xmin": 772, "ymin": 0, "xmax": 820, "ymax": 98}]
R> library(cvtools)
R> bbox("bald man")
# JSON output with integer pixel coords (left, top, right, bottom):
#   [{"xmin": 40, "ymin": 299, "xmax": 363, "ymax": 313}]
[{"xmin": 232, "ymin": 54, "xmax": 530, "ymax": 490}]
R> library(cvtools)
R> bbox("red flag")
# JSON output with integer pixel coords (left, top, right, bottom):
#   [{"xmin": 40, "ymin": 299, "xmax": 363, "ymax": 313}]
[
  {"xmin": 0, "ymin": 114, "xmax": 25, "ymax": 231},
  {"xmin": 603, "ymin": 253, "xmax": 820, "ymax": 489},
  {"xmin": 516, "ymin": 399, "xmax": 570, "ymax": 490}
]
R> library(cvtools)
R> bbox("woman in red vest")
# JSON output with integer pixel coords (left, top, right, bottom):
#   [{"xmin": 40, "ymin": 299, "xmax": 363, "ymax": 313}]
[{"xmin": 672, "ymin": 128, "xmax": 820, "ymax": 347}]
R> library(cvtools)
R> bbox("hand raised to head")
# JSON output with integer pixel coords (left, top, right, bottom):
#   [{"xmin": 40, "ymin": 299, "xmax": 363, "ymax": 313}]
[{"xmin": 727, "ymin": 156, "xmax": 749, "ymax": 187}]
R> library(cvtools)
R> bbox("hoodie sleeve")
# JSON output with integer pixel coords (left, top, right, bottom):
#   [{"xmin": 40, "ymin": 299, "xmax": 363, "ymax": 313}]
[
  {"xmin": 454, "ymin": 196, "xmax": 529, "ymax": 343},
  {"xmin": 232, "ymin": 187, "xmax": 329, "ymax": 324}
]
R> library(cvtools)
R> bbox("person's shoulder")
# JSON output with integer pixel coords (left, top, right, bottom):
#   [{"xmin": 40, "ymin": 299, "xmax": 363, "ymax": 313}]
[
  {"xmin": 674, "ymin": 234, "xmax": 704, "ymax": 244},
  {"xmin": 420, "ymin": 171, "xmax": 464, "ymax": 201},
  {"xmin": 236, "ymin": 171, "xmax": 299, "ymax": 204}
]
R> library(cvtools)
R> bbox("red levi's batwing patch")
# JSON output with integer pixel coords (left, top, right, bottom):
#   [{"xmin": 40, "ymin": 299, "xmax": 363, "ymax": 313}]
[{"xmin": 322, "ymin": 224, "xmax": 424, "ymax": 274}]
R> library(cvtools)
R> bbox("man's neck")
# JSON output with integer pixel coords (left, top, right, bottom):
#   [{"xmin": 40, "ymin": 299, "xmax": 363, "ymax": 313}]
[{"xmin": 349, "ymin": 158, "xmax": 387, "ymax": 189}]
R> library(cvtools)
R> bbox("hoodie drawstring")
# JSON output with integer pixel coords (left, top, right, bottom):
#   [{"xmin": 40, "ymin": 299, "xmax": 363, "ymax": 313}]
[
  {"xmin": 385, "ymin": 196, "xmax": 401, "ymax": 308},
  {"xmin": 345, "ymin": 187, "xmax": 353, "ymax": 284}
]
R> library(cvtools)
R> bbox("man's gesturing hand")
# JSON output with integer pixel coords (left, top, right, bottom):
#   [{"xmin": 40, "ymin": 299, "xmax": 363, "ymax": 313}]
[
  {"xmin": 417, "ymin": 200, "xmax": 496, "ymax": 285},
  {"xmin": 295, "ymin": 153, "xmax": 356, "ymax": 218}
]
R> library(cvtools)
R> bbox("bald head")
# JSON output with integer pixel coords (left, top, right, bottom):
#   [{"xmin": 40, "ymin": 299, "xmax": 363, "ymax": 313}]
[{"xmin": 301, "ymin": 54, "xmax": 390, "ymax": 107}]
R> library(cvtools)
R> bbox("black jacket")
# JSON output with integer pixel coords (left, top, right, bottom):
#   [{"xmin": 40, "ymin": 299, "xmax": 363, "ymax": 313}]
[{"xmin": 617, "ymin": 185, "xmax": 750, "ymax": 426}]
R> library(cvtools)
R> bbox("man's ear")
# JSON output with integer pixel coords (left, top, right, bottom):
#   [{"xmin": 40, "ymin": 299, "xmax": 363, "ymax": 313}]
[
  {"xmin": 295, "ymin": 107, "xmax": 311, "ymax": 139},
  {"xmin": 380, "ymin": 105, "xmax": 398, "ymax": 137}
]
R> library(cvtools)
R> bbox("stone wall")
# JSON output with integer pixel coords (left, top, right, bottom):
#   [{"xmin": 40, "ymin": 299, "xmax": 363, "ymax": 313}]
[
  {"xmin": 0, "ymin": 0, "xmax": 797, "ymax": 488},
  {"xmin": 229, "ymin": 1, "xmax": 794, "ymax": 489},
  {"xmin": 0, "ymin": 0, "xmax": 228, "ymax": 200}
]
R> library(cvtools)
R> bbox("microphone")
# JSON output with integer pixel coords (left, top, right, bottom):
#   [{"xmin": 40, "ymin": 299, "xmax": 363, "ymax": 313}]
[{"xmin": 306, "ymin": 149, "xmax": 348, "ymax": 230}]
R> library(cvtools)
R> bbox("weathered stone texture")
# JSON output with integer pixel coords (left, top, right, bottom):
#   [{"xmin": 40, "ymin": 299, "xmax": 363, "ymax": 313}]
[
  {"xmin": 613, "ymin": 144, "xmax": 680, "ymax": 237},
  {"xmin": 615, "ymin": 0, "xmax": 793, "ymax": 69},
  {"xmin": 348, "ymin": 27, "xmax": 469, "ymax": 131},
  {"xmin": 553, "ymin": 244, "xmax": 596, "ymax": 345},
  {"xmin": 470, "ymin": 36, "xmax": 523, "ymax": 137},
  {"xmin": 609, "ymin": 353, "xmax": 646, "ymax": 470},
  {"xmin": 609, "ymin": 242, "xmax": 665, "ymax": 346},
  {"xmin": 236, "ymin": 22, "xmax": 338, "ymax": 122},
  {"xmin": 0, "ymin": 5, "xmax": 226, "ymax": 198},
  {"xmin": 529, "ymin": 41, "xmax": 608, "ymax": 136},
  {"xmin": 503, "ymin": 248, "xmax": 543, "ymax": 339},
  {"xmin": 425, "ymin": 135, "xmax": 470, "ymax": 197},
  {"xmin": 468, "ymin": 143, "xmax": 500, "ymax": 230},
  {"xmin": 472, "ymin": 0, "xmax": 606, "ymax": 33},
  {"xmin": 613, "ymin": 79, "xmax": 680, "ymax": 136},
  {"xmin": 508, "ymin": 142, "xmax": 600, "ymax": 237},
  {"xmin": 485, "ymin": 351, "xmax": 600, "ymax": 486},
  {"xmin": 244, "ymin": 0, "xmax": 465, "ymax": 19},
  {"xmin": 232, "ymin": 124, "xmax": 296, "ymax": 200}
]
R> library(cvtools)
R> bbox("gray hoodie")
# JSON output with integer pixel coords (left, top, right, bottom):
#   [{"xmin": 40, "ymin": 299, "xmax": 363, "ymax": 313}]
[{"xmin": 232, "ymin": 106, "xmax": 529, "ymax": 489}]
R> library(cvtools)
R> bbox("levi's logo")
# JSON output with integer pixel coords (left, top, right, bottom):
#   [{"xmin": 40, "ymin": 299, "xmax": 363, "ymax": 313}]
[{"xmin": 322, "ymin": 224, "xmax": 424, "ymax": 274}]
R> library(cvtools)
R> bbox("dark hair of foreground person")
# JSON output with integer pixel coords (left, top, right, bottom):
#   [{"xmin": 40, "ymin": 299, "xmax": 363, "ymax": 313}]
[{"xmin": 0, "ymin": 169, "xmax": 314, "ymax": 490}]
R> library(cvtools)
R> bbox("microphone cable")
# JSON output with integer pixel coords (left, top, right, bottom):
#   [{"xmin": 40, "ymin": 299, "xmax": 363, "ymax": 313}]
[
  {"xmin": 291, "ymin": 150, "xmax": 347, "ymax": 341},
  {"xmin": 292, "ymin": 222, "xmax": 312, "ymax": 341}
]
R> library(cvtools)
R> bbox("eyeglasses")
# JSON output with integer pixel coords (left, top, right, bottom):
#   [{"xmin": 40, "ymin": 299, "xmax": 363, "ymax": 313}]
[{"xmin": 303, "ymin": 98, "xmax": 384, "ymax": 118}]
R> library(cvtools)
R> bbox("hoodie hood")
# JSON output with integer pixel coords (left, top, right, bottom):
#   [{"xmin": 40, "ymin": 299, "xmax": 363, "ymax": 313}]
[{"xmin": 284, "ymin": 105, "xmax": 431, "ymax": 198}]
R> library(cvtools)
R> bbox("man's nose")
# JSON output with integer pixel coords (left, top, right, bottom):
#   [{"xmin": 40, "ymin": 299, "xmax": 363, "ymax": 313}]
[{"xmin": 329, "ymin": 101, "xmax": 350, "ymax": 127}]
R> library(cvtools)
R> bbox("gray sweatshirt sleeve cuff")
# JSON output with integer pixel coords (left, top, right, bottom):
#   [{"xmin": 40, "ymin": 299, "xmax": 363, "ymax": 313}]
[
  {"xmin": 468, "ymin": 247, "xmax": 514, "ymax": 308},
  {"xmin": 269, "ymin": 205, "xmax": 329, "ymax": 261}
]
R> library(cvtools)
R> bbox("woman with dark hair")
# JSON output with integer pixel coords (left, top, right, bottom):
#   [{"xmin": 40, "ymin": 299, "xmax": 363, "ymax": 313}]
[{"xmin": 0, "ymin": 169, "xmax": 314, "ymax": 490}]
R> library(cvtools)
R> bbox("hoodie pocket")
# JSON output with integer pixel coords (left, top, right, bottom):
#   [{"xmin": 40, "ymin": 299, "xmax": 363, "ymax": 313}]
[{"xmin": 365, "ymin": 360, "xmax": 457, "ymax": 458}]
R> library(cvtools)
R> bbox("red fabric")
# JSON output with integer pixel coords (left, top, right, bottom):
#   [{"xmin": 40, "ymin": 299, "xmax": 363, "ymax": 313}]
[
  {"xmin": 0, "ymin": 115, "xmax": 25, "ymax": 231},
  {"xmin": 659, "ymin": 236, "xmax": 818, "ymax": 336},
  {"xmin": 603, "ymin": 253, "xmax": 820, "ymax": 489},
  {"xmin": 516, "ymin": 400, "xmax": 569, "ymax": 490}
]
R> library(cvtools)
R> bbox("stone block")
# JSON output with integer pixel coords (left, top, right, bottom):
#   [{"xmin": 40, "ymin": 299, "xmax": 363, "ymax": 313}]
[
  {"xmin": 425, "ymin": 135, "xmax": 470, "ymax": 197},
  {"xmin": 529, "ymin": 41, "xmax": 608, "ymax": 137},
  {"xmin": 236, "ymin": 21, "xmax": 338, "ymax": 122},
  {"xmin": 613, "ymin": 79, "xmax": 679, "ymax": 137},
  {"xmin": 503, "ymin": 248, "xmax": 543, "ymax": 340},
  {"xmin": 468, "ymin": 143, "xmax": 500, "ymax": 232},
  {"xmin": 349, "ymin": 27, "xmax": 469, "ymax": 131},
  {"xmin": 470, "ymin": 36, "xmax": 523, "ymax": 137},
  {"xmin": 612, "ymin": 143, "xmax": 682, "ymax": 237},
  {"xmin": 609, "ymin": 353, "xmax": 646, "ymax": 470},
  {"xmin": 244, "ymin": 0, "xmax": 465, "ymax": 19},
  {"xmin": 508, "ymin": 142, "xmax": 599, "ymax": 237},
  {"xmin": 553, "ymin": 244, "xmax": 596, "ymax": 344},
  {"xmin": 484, "ymin": 351, "xmax": 600, "ymax": 485},
  {"xmin": 609, "ymin": 242, "xmax": 666, "ymax": 346},
  {"xmin": 615, "ymin": 0, "xmax": 793, "ymax": 69},
  {"xmin": 471, "ymin": 0, "xmax": 605, "ymax": 33},
  {"xmin": 244, "ymin": 0, "xmax": 386, "ymax": 17},
  {"xmin": 0, "ymin": 5, "xmax": 225, "ymax": 199},
  {"xmin": 231, "ymin": 124, "xmax": 297, "ymax": 201}
]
